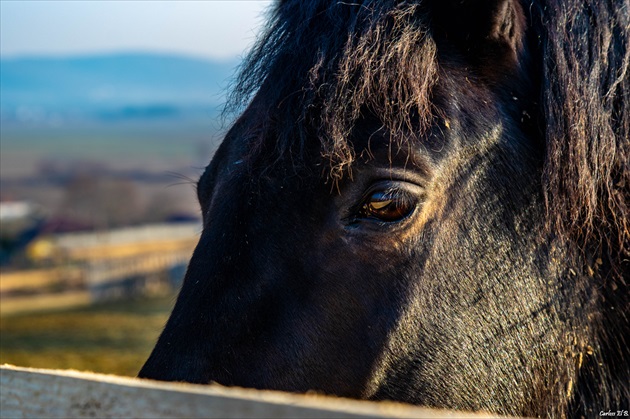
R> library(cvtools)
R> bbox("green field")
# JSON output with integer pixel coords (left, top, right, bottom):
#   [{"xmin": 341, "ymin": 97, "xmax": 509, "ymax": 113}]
[{"xmin": 0, "ymin": 294, "xmax": 176, "ymax": 377}]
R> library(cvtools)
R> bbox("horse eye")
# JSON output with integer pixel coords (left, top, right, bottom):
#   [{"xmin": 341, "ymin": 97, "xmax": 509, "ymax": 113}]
[{"xmin": 360, "ymin": 190, "xmax": 415, "ymax": 222}]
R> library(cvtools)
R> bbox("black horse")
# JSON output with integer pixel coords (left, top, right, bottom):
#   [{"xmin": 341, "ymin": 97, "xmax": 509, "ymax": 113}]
[{"xmin": 140, "ymin": 0, "xmax": 629, "ymax": 417}]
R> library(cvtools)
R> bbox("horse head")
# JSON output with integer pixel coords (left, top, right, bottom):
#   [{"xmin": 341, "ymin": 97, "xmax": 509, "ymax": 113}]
[{"xmin": 140, "ymin": 1, "xmax": 629, "ymax": 417}]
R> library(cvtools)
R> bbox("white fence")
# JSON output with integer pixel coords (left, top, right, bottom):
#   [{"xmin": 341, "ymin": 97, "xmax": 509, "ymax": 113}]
[{"xmin": 0, "ymin": 365, "xmax": 504, "ymax": 418}]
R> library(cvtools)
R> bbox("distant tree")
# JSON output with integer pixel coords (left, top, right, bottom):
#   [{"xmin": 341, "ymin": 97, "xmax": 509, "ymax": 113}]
[
  {"xmin": 100, "ymin": 178, "xmax": 143, "ymax": 227},
  {"xmin": 58, "ymin": 174, "xmax": 142, "ymax": 229},
  {"xmin": 144, "ymin": 188, "xmax": 196, "ymax": 224}
]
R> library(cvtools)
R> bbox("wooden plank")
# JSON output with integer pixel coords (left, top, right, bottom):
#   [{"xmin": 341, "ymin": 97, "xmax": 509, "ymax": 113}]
[
  {"xmin": 0, "ymin": 268, "xmax": 82, "ymax": 293},
  {"xmin": 0, "ymin": 365, "xmax": 504, "ymax": 418},
  {"xmin": 0, "ymin": 291, "xmax": 92, "ymax": 316},
  {"xmin": 64, "ymin": 238, "xmax": 197, "ymax": 261}
]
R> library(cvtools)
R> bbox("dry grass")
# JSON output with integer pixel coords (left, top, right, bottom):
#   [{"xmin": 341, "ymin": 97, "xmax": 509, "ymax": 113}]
[{"xmin": 0, "ymin": 294, "xmax": 176, "ymax": 377}]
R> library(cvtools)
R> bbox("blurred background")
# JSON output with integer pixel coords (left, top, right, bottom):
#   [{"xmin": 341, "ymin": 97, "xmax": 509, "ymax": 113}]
[{"xmin": 1, "ymin": 0, "xmax": 271, "ymax": 376}]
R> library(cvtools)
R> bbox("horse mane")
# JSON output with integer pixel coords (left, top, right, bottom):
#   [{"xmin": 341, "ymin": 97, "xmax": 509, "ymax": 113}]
[
  {"xmin": 531, "ymin": 0, "xmax": 629, "ymax": 281},
  {"xmin": 531, "ymin": 1, "xmax": 629, "ymax": 411}
]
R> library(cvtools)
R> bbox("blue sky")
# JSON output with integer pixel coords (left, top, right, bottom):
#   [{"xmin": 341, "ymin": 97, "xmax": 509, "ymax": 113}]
[{"xmin": 0, "ymin": 1, "xmax": 272, "ymax": 60}]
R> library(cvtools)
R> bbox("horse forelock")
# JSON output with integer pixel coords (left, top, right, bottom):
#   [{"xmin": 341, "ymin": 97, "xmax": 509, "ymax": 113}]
[{"xmin": 226, "ymin": 0, "xmax": 438, "ymax": 180}]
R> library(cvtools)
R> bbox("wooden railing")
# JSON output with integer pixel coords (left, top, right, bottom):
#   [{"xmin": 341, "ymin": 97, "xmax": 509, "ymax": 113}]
[{"xmin": 0, "ymin": 365, "xmax": 506, "ymax": 418}]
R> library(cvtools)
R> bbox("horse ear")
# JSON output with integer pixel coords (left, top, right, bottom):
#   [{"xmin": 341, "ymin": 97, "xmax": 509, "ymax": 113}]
[{"xmin": 429, "ymin": 0, "xmax": 526, "ymax": 61}]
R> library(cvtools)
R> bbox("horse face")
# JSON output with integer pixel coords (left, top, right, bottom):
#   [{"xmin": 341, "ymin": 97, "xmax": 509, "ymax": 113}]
[
  {"xmin": 140, "ymin": 1, "xmax": 596, "ymax": 416},
  {"xmin": 141, "ymin": 62, "xmax": 573, "ymax": 416}
]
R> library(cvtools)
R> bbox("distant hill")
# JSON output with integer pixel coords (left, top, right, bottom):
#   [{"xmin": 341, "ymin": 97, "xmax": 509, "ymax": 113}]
[{"xmin": 0, "ymin": 53, "xmax": 239, "ymax": 123}]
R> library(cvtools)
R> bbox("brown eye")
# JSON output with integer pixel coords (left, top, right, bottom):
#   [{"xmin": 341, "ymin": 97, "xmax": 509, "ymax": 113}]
[{"xmin": 360, "ymin": 190, "xmax": 415, "ymax": 222}]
